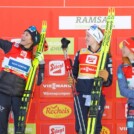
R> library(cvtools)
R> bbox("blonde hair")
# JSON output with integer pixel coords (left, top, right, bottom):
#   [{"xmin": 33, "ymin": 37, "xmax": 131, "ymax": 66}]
[{"xmin": 122, "ymin": 57, "xmax": 131, "ymax": 65}]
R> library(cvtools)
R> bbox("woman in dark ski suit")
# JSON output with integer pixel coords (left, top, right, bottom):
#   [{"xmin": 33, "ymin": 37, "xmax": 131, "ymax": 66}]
[
  {"xmin": 69, "ymin": 25, "xmax": 112, "ymax": 134},
  {"xmin": 0, "ymin": 26, "xmax": 44, "ymax": 134}
]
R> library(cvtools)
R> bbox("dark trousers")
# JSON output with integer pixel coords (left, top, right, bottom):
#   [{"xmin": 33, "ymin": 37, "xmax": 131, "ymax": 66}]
[
  {"xmin": 74, "ymin": 93, "xmax": 106, "ymax": 134},
  {"xmin": 0, "ymin": 93, "xmax": 22, "ymax": 134},
  {"xmin": 127, "ymin": 105, "xmax": 134, "ymax": 134}
]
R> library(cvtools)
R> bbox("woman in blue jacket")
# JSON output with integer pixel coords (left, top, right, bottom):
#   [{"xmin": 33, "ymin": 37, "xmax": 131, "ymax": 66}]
[{"xmin": 117, "ymin": 37, "xmax": 134, "ymax": 134}]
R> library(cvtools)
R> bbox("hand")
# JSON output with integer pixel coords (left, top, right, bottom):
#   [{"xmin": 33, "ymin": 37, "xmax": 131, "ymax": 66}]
[
  {"xmin": 67, "ymin": 76, "xmax": 77, "ymax": 86},
  {"xmin": 99, "ymin": 69, "xmax": 108, "ymax": 82},
  {"xmin": 35, "ymin": 52, "xmax": 44, "ymax": 62},
  {"xmin": 68, "ymin": 76, "xmax": 73, "ymax": 86}
]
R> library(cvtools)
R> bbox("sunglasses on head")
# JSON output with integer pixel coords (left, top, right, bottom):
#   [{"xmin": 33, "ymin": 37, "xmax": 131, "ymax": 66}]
[
  {"xmin": 90, "ymin": 25, "xmax": 98, "ymax": 31},
  {"xmin": 28, "ymin": 26, "xmax": 37, "ymax": 32}
]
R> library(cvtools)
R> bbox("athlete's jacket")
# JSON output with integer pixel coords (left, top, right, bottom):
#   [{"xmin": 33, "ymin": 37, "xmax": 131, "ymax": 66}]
[
  {"xmin": 117, "ymin": 63, "xmax": 134, "ymax": 107},
  {"xmin": 0, "ymin": 39, "xmax": 44, "ymax": 96},
  {"xmin": 72, "ymin": 47, "xmax": 112, "ymax": 94}
]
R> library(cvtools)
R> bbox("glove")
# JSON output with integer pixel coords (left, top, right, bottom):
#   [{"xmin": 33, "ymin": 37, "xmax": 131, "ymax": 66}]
[
  {"xmin": 37, "ymin": 72, "xmax": 44, "ymax": 85},
  {"xmin": 37, "ymin": 64, "xmax": 45, "ymax": 86},
  {"xmin": 35, "ymin": 52, "xmax": 44, "ymax": 62},
  {"xmin": 99, "ymin": 69, "xmax": 109, "ymax": 82}
]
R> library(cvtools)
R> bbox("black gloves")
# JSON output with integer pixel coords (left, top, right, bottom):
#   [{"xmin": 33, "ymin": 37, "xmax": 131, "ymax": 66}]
[{"xmin": 37, "ymin": 63, "xmax": 45, "ymax": 86}]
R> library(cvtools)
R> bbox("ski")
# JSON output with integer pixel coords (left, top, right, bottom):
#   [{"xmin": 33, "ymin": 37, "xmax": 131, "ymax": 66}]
[
  {"xmin": 16, "ymin": 21, "xmax": 47, "ymax": 134},
  {"xmin": 86, "ymin": 8, "xmax": 115, "ymax": 134}
]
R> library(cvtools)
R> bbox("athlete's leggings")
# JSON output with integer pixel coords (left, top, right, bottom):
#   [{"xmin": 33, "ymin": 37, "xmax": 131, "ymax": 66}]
[
  {"xmin": 74, "ymin": 93, "xmax": 106, "ymax": 134},
  {"xmin": 127, "ymin": 104, "xmax": 134, "ymax": 134},
  {"xmin": 0, "ymin": 93, "xmax": 22, "ymax": 134}
]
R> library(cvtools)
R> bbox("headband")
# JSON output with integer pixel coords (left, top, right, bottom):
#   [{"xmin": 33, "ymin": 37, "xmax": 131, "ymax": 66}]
[{"xmin": 87, "ymin": 25, "xmax": 104, "ymax": 43}]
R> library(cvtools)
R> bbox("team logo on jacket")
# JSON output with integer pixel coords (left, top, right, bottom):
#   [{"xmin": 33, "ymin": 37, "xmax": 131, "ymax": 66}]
[
  {"xmin": 20, "ymin": 50, "xmax": 27, "ymax": 58},
  {"xmin": 86, "ymin": 55, "xmax": 97, "ymax": 64},
  {"xmin": 49, "ymin": 60, "xmax": 65, "ymax": 76}
]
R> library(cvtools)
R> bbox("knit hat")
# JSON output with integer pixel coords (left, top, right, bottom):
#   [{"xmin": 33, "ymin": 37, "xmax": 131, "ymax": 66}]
[
  {"xmin": 87, "ymin": 24, "xmax": 104, "ymax": 44},
  {"xmin": 25, "ymin": 26, "xmax": 40, "ymax": 46},
  {"xmin": 119, "ymin": 37, "xmax": 134, "ymax": 53}
]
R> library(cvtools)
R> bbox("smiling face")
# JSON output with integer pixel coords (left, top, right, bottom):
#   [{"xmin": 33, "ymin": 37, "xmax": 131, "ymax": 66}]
[
  {"xmin": 20, "ymin": 31, "xmax": 34, "ymax": 49},
  {"xmin": 119, "ymin": 37, "xmax": 134, "ymax": 63},
  {"xmin": 86, "ymin": 31, "xmax": 98, "ymax": 46},
  {"xmin": 121, "ymin": 43, "xmax": 134, "ymax": 61},
  {"xmin": 121, "ymin": 45, "xmax": 131, "ymax": 57},
  {"xmin": 85, "ymin": 31, "xmax": 100, "ymax": 52}
]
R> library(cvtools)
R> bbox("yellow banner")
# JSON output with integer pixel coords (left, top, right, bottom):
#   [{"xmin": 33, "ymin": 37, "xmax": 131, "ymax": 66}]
[
  {"xmin": 8, "ymin": 123, "xmax": 36, "ymax": 134},
  {"xmin": 116, "ymin": 81, "xmax": 124, "ymax": 98},
  {"xmin": 45, "ymin": 37, "xmax": 74, "ymax": 55}
]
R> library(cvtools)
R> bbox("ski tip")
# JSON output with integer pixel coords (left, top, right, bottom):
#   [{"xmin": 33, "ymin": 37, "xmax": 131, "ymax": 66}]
[
  {"xmin": 108, "ymin": 7, "xmax": 115, "ymax": 15},
  {"xmin": 42, "ymin": 20, "xmax": 47, "ymax": 25},
  {"xmin": 42, "ymin": 20, "xmax": 47, "ymax": 31},
  {"xmin": 108, "ymin": 7, "xmax": 115, "ymax": 11},
  {"xmin": 107, "ymin": 7, "xmax": 115, "ymax": 23}
]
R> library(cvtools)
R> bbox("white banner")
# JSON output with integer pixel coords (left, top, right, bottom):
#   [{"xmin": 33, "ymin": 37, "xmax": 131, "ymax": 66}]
[{"xmin": 59, "ymin": 16, "xmax": 131, "ymax": 30}]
